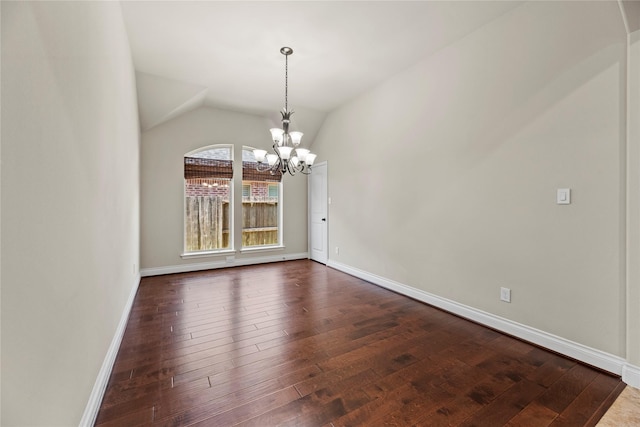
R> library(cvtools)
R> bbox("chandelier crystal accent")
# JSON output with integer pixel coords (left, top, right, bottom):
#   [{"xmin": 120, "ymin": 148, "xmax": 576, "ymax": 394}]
[{"xmin": 254, "ymin": 47, "xmax": 316, "ymax": 176}]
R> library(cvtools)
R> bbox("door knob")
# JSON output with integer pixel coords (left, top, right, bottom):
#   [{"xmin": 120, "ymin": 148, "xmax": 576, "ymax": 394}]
[{"xmin": 322, "ymin": 218, "xmax": 326, "ymax": 222}]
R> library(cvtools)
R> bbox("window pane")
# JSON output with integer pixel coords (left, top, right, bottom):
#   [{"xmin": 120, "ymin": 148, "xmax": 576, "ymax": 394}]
[
  {"xmin": 184, "ymin": 145, "xmax": 233, "ymax": 252},
  {"xmin": 242, "ymin": 147, "xmax": 280, "ymax": 248},
  {"xmin": 190, "ymin": 147, "xmax": 232, "ymax": 160}
]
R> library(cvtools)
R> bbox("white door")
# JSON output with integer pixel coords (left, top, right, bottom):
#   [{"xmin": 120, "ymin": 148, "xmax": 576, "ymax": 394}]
[{"xmin": 309, "ymin": 162, "xmax": 328, "ymax": 264}]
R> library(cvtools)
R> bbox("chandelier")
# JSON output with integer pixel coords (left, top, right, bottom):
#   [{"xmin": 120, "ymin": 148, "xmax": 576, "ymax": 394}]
[{"xmin": 253, "ymin": 47, "xmax": 316, "ymax": 176}]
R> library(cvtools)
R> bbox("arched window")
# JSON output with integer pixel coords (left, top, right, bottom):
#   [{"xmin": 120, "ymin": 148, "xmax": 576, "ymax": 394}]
[
  {"xmin": 184, "ymin": 145, "xmax": 233, "ymax": 253},
  {"xmin": 242, "ymin": 146, "xmax": 282, "ymax": 248}
]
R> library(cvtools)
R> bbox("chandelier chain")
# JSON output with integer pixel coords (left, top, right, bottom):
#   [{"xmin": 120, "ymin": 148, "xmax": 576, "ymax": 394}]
[{"xmin": 284, "ymin": 53, "xmax": 288, "ymax": 111}]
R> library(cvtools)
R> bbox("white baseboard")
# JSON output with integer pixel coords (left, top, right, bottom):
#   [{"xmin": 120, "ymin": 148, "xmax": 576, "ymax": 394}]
[
  {"xmin": 79, "ymin": 274, "xmax": 141, "ymax": 427},
  {"xmin": 327, "ymin": 260, "xmax": 640, "ymax": 387},
  {"xmin": 623, "ymin": 364, "xmax": 640, "ymax": 389},
  {"xmin": 140, "ymin": 252, "xmax": 309, "ymax": 277}
]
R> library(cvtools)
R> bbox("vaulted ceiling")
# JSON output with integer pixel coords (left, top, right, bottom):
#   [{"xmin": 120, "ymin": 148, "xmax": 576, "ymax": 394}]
[
  {"xmin": 121, "ymin": 1, "xmax": 525, "ymax": 132},
  {"xmin": 123, "ymin": 1, "xmax": 639, "ymax": 134}
]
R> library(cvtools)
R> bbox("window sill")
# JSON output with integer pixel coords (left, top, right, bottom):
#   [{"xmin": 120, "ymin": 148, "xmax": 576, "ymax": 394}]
[
  {"xmin": 240, "ymin": 245, "xmax": 286, "ymax": 254},
  {"xmin": 181, "ymin": 249, "xmax": 236, "ymax": 260}
]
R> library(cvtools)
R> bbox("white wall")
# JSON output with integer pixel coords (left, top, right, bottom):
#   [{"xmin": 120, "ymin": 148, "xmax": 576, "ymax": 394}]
[
  {"xmin": 312, "ymin": 1, "xmax": 628, "ymax": 357},
  {"xmin": 141, "ymin": 107, "xmax": 308, "ymax": 272},
  {"xmin": 1, "ymin": 2, "xmax": 140, "ymax": 425},
  {"xmin": 627, "ymin": 27, "xmax": 640, "ymax": 368}
]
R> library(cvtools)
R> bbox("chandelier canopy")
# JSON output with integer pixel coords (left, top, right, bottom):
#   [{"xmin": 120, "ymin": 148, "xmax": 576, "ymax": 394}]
[{"xmin": 253, "ymin": 47, "xmax": 316, "ymax": 176}]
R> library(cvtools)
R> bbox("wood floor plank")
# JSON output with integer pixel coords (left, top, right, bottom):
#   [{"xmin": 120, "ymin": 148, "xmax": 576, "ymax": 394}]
[
  {"xmin": 186, "ymin": 386, "xmax": 302, "ymax": 426},
  {"xmin": 457, "ymin": 379, "xmax": 546, "ymax": 426},
  {"xmin": 536, "ymin": 364, "xmax": 600, "ymax": 414},
  {"xmin": 155, "ymin": 364, "xmax": 321, "ymax": 424},
  {"xmin": 94, "ymin": 405, "xmax": 155, "ymax": 427},
  {"xmin": 504, "ymin": 401, "xmax": 559, "ymax": 426},
  {"xmin": 95, "ymin": 260, "xmax": 622, "ymax": 426},
  {"xmin": 272, "ymin": 373, "xmax": 376, "ymax": 426},
  {"xmin": 414, "ymin": 394, "xmax": 487, "ymax": 426},
  {"xmin": 549, "ymin": 373, "xmax": 625, "ymax": 426}
]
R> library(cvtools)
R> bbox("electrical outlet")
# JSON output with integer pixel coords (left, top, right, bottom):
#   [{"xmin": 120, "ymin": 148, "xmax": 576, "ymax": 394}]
[
  {"xmin": 500, "ymin": 287, "xmax": 511, "ymax": 303},
  {"xmin": 335, "ymin": 247, "xmax": 339, "ymax": 255}
]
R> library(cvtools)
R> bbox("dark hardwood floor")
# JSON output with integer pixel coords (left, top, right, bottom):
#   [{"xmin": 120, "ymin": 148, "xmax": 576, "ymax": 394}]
[{"xmin": 95, "ymin": 260, "xmax": 624, "ymax": 426}]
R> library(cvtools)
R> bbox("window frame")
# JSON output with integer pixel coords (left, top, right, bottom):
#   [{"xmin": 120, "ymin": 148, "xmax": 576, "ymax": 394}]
[
  {"xmin": 241, "ymin": 146, "xmax": 284, "ymax": 251},
  {"xmin": 182, "ymin": 144, "xmax": 235, "ymax": 256},
  {"xmin": 242, "ymin": 183, "xmax": 251, "ymax": 199},
  {"xmin": 268, "ymin": 184, "xmax": 279, "ymax": 199}
]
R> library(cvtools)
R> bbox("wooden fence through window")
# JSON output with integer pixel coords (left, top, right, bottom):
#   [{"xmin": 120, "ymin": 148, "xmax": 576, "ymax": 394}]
[
  {"xmin": 185, "ymin": 198, "xmax": 278, "ymax": 250},
  {"xmin": 185, "ymin": 196, "xmax": 230, "ymax": 251},
  {"xmin": 242, "ymin": 201, "xmax": 278, "ymax": 247}
]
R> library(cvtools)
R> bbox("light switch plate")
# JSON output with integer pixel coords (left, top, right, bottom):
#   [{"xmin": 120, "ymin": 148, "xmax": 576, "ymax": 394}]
[{"xmin": 557, "ymin": 188, "xmax": 571, "ymax": 205}]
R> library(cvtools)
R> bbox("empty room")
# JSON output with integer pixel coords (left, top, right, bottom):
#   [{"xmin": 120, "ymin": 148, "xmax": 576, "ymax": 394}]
[{"xmin": 2, "ymin": 1, "xmax": 640, "ymax": 426}]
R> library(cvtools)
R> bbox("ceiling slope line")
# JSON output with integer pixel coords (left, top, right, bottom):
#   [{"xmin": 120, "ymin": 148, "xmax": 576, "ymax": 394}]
[
  {"xmin": 143, "ymin": 87, "xmax": 208, "ymax": 132},
  {"xmin": 618, "ymin": 0, "xmax": 640, "ymax": 34}
]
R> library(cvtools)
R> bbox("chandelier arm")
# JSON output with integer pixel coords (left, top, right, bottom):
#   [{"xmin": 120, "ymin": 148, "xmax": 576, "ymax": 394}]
[
  {"xmin": 296, "ymin": 161, "xmax": 311, "ymax": 175},
  {"xmin": 256, "ymin": 162, "xmax": 272, "ymax": 172},
  {"xmin": 268, "ymin": 158, "xmax": 282, "ymax": 176},
  {"xmin": 291, "ymin": 161, "xmax": 303, "ymax": 175},
  {"xmin": 281, "ymin": 159, "xmax": 294, "ymax": 176}
]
